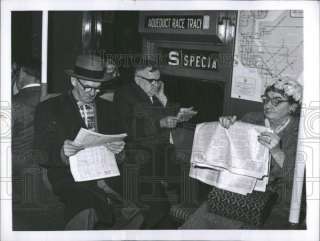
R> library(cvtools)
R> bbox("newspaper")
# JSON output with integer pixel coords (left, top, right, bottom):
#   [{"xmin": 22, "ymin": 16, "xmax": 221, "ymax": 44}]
[
  {"xmin": 69, "ymin": 128, "xmax": 127, "ymax": 182},
  {"xmin": 190, "ymin": 165, "xmax": 257, "ymax": 195},
  {"xmin": 73, "ymin": 128, "xmax": 127, "ymax": 147},
  {"xmin": 190, "ymin": 121, "xmax": 271, "ymax": 195},
  {"xmin": 70, "ymin": 146, "xmax": 120, "ymax": 182}
]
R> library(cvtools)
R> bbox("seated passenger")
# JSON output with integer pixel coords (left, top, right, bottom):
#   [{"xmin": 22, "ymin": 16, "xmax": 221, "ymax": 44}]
[
  {"xmin": 219, "ymin": 77, "xmax": 305, "ymax": 228},
  {"xmin": 12, "ymin": 61, "xmax": 41, "ymax": 176},
  {"xmin": 12, "ymin": 61, "xmax": 41, "ymax": 222},
  {"xmin": 114, "ymin": 61, "xmax": 195, "ymax": 229},
  {"xmin": 34, "ymin": 54, "xmax": 127, "ymax": 229}
]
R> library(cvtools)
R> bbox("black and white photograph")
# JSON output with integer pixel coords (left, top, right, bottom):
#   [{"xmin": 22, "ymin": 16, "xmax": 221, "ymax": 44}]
[{"xmin": 1, "ymin": 1, "xmax": 319, "ymax": 241}]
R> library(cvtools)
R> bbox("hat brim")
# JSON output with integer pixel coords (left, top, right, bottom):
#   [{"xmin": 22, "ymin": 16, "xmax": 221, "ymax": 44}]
[{"xmin": 65, "ymin": 69, "xmax": 115, "ymax": 82}]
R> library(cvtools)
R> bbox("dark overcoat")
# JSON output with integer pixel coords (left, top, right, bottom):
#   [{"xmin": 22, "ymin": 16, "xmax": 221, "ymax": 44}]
[
  {"xmin": 114, "ymin": 82, "xmax": 180, "ymax": 228},
  {"xmin": 34, "ymin": 92, "xmax": 123, "ymax": 225}
]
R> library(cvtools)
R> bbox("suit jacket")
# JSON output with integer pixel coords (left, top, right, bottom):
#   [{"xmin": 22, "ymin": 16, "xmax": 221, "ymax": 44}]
[
  {"xmin": 12, "ymin": 86, "xmax": 41, "ymax": 175},
  {"xmin": 113, "ymin": 82, "xmax": 179, "ymax": 146},
  {"xmin": 34, "ymin": 92, "xmax": 123, "ymax": 192},
  {"xmin": 113, "ymin": 83, "xmax": 180, "ymax": 227}
]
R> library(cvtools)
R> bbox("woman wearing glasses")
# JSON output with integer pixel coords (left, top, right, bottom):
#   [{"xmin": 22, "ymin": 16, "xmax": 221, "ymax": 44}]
[{"xmin": 219, "ymin": 77, "xmax": 304, "ymax": 228}]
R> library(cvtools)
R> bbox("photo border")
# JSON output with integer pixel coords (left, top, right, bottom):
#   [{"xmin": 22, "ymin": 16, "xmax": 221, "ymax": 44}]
[{"xmin": 1, "ymin": 1, "xmax": 319, "ymax": 241}]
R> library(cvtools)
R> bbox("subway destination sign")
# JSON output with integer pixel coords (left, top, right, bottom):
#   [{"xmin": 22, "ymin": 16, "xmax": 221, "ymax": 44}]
[
  {"xmin": 145, "ymin": 15, "xmax": 210, "ymax": 30},
  {"xmin": 160, "ymin": 48, "xmax": 218, "ymax": 70}
]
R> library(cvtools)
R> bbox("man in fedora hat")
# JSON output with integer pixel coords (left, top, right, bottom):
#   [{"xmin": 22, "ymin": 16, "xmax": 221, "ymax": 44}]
[{"xmin": 34, "ymin": 54, "xmax": 126, "ymax": 229}]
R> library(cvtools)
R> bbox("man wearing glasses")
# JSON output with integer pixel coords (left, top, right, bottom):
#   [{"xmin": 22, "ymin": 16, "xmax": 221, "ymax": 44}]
[
  {"xmin": 34, "ymin": 54, "xmax": 125, "ymax": 229},
  {"xmin": 113, "ymin": 61, "xmax": 194, "ymax": 229}
]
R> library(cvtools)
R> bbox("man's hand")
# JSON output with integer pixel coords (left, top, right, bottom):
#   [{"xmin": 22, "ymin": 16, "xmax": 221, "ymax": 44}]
[
  {"xmin": 154, "ymin": 81, "xmax": 165, "ymax": 96},
  {"xmin": 105, "ymin": 141, "xmax": 125, "ymax": 154},
  {"xmin": 219, "ymin": 115, "xmax": 237, "ymax": 129},
  {"xmin": 63, "ymin": 140, "xmax": 84, "ymax": 157},
  {"xmin": 160, "ymin": 116, "xmax": 178, "ymax": 129},
  {"xmin": 148, "ymin": 80, "xmax": 162, "ymax": 97},
  {"xmin": 61, "ymin": 140, "xmax": 83, "ymax": 165},
  {"xmin": 177, "ymin": 107, "xmax": 198, "ymax": 122}
]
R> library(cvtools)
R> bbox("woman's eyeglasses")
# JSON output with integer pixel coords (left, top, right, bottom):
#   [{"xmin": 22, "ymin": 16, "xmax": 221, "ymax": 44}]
[
  {"xmin": 261, "ymin": 95, "xmax": 289, "ymax": 107},
  {"xmin": 77, "ymin": 79, "xmax": 101, "ymax": 93}
]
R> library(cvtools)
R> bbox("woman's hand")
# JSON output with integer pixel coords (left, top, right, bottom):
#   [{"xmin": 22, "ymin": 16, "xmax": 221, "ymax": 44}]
[
  {"xmin": 105, "ymin": 141, "xmax": 125, "ymax": 154},
  {"xmin": 160, "ymin": 116, "xmax": 178, "ymax": 128},
  {"xmin": 258, "ymin": 131, "xmax": 285, "ymax": 167},
  {"xmin": 258, "ymin": 131, "xmax": 280, "ymax": 150},
  {"xmin": 219, "ymin": 115, "xmax": 237, "ymax": 129}
]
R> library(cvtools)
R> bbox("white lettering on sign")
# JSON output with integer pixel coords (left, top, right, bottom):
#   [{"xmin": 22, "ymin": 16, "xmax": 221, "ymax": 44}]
[
  {"xmin": 148, "ymin": 18, "xmax": 171, "ymax": 28},
  {"xmin": 169, "ymin": 50, "xmax": 217, "ymax": 70},
  {"xmin": 184, "ymin": 54, "xmax": 216, "ymax": 69},
  {"xmin": 168, "ymin": 51, "xmax": 180, "ymax": 66},
  {"xmin": 196, "ymin": 56, "xmax": 201, "ymax": 67},
  {"xmin": 171, "ymin": 18, "xmax": 185, "ymax": 29},
  {"xmin": 189, "ymin": 55, "xmax": 195, "ymax": 66},
  {"xmin": 187, "ymin": 18, "xmax": 202, "ymax": 29},
  {"xmin": 146, "ymin": 16, "xmax": 208, "ymax": 30},
  {"xmin": 201, "ymin": 56, "xmax": 207, "ymax": 68}
]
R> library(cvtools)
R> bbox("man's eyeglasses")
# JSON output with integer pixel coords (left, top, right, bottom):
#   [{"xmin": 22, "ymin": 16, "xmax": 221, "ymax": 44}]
[
  {"xmin": 261, "ymin": 95, "xmax": 289, "ymax": 107},
  {"xmin": 77, "ymin": 79, "xmax": 101, "ymax": 93},
  {"xmin": 137, "ymin": 75, "xmax": 160, "ymax": 83}
]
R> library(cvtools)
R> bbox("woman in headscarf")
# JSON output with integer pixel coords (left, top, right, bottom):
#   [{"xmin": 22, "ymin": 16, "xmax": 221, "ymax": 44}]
[{"xmin": 220, "ymin": 77, "xmax": 305, "ymax": 228}]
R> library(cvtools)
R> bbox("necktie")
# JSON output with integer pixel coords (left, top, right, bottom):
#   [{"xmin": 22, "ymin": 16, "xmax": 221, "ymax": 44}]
[{"xmin": 78, "ymin": 103, "xmax": 97, "ymax": 131}]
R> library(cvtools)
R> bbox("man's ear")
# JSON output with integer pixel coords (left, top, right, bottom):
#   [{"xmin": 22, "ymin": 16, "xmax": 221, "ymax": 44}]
[
  {"xmin": 18, "ymin": 68, "xmax": 28, "ymax": 81},
  {"xmin": 70, "ymin": 76, "xmax": 77, "ymax": 87},
  {"xmin": 16, "ymin": 68, "xmax": 26, "ymax": 90}
]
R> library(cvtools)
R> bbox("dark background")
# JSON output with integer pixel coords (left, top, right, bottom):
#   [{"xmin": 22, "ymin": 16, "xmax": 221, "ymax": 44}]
[
  {"xmin": 12, "ymin": 11, "xmax": 42, "ymax": 71},
  {"xmin": 11, "ymin": 11, "xmax": 262, "ymax": 122}
]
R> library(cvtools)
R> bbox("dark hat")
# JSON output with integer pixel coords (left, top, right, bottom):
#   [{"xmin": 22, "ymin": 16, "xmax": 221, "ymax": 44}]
[{"xmin": 65, "ymin": 55, "xmax": 115, "ymax": 82}]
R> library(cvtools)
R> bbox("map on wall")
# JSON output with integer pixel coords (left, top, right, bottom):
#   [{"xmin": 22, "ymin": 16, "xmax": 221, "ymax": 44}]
[{"xmin": 231, "ymin": 10, "xmax": 303, "ymax": 102}]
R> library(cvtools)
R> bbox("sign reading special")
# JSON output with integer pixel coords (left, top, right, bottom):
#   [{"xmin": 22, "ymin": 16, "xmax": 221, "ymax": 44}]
[
  {"xmin": 145, "ymin": 15, "xmax": 210, "ymax": 30},
  {"xmin": 160, "ymin": 48, "xmax": 219, "ymax": 71}
]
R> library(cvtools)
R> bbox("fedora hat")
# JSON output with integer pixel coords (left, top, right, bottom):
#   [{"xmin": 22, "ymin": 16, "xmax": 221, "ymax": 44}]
[{"xmin": 65, "ymin": 55, "xmax": 115, "ymax": 82}]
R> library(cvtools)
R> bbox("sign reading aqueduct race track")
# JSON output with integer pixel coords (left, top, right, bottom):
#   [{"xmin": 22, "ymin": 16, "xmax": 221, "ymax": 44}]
[{"xmin": 145, "ymin": 15, "xmax": 210, "ymax": 30}]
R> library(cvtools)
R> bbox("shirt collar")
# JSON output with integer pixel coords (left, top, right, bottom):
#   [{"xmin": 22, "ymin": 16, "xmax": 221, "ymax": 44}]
[
  {"xmin": 21, "ymin": 83, "xmax": 41, "ymax": 90},
  {"xmin": 77, "ymin": 101, "xmax": 95, "ymax": 108},
  {"xmin": 265, "ymin": 117, "xmax": 291, "ymax": 134}
]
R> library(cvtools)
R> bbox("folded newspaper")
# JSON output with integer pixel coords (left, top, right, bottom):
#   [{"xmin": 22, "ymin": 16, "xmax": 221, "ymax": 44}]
[
  {"xmin": 69, "ymin": 128, "xmax": 127, "ymax": 182},
  {"xmin": 190, "ymin": 122, "xmax": 271, "ymax": 195}
]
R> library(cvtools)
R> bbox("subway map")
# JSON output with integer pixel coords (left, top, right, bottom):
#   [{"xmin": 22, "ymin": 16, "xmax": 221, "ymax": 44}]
[{"xmin": 231, "ymin": 10, "xmax": 303, "ymax": 102}]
